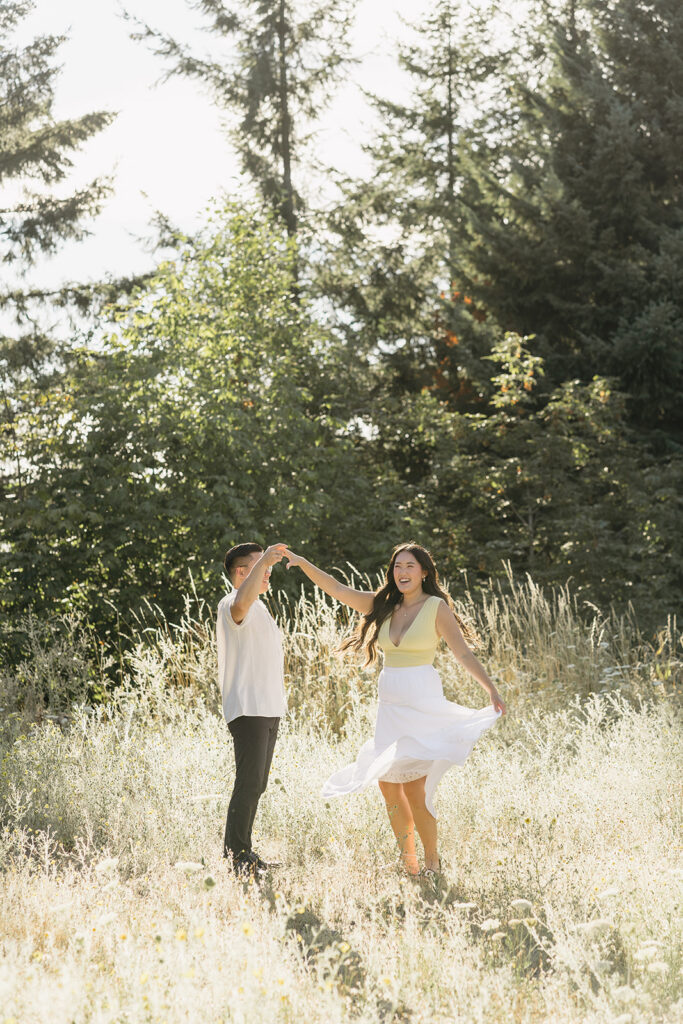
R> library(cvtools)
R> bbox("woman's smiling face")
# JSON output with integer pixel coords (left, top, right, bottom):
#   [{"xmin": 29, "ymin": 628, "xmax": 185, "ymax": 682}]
[{"xmin": 393, "ymin": 551, "xmax": 424, "ymax": 597}]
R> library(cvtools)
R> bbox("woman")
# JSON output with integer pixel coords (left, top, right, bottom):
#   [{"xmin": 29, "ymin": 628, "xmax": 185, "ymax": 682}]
[{"xmin": 284, "ymin": 542, "xmax": 506, "ymax": 877}]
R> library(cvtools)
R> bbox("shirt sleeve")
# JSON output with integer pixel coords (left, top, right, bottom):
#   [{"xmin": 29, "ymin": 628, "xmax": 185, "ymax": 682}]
[{"xmin": 223, "ymin": 592, "xmax": 255, "ymax": 630}]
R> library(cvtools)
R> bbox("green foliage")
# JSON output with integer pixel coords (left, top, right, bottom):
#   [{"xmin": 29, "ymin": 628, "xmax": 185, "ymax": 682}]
[
  {"xmin": 318, "ymin": 1, "xmax": 508, "ymax": 407},
  {"xmin": 0, "ymin": 206, "xmax": 402, "ymax": 645},
  {"xmin": 374, "ymin": 335, "xmax": 683, "ymax": 614},
  {"xmin": 451, "ymin": 0, "xmax": 683, "ymax": 436}
]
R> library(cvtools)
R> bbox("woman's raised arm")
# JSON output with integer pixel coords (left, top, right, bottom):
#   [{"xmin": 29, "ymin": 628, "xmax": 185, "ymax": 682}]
[{"xmin": 284, "ymin": 549, "xmax": 375, "ymax": 615}]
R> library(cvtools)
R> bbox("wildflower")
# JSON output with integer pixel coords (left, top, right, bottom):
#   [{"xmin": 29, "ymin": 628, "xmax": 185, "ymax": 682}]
[
  {"xmin": 94, "ymin": 857, "xmax": 119, "ymax": 876},
  {"xmin": 242, "ymin": 923, "xmax": 253, "ymax": 936},
  {"xmin": 634, "ymin": 945, "xmax": 660, "ymax": 962},
  {"xmin": 453, "ymin": 902, "xmax": 478, "ymax": 912},
  {"xmin": 509, "ymin": 898, "xmax": 532, "ymax": 915},
  {"xmin": 140, "ymin": 974, "xmax": 149, "ymax": 985},
  {"xmin": 576, "ymin": 919, "xmax": 612, "ymax": 940},
  {"xmin": 175, "ymin": 929, "xmax": 187, "ymax": 941},
  {"xmin": 593, "ymin": 959, "xmax": 612, "ymax": 973},
  {"xmin": 337, "ymin": 941, "xmax": 350, "ymax": 954},
  {"xmin": 193, "ymin": 927, "xmax": 205, "ymax": 939},
  {"xmin": 491, "ymin": 932, "xmax": 506, "ymax": 941},
  {"xmin": 174, "ymin": 861, "xmax": 204, "ymax": 875},
  {"xmin": 480, "ymin": 919, "xmax": 501, "ymax": 932}
]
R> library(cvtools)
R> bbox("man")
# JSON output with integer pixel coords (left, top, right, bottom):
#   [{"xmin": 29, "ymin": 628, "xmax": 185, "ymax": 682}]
[{"xmin": 217, "ymin": 541, "xmax": 287, "ymax": 877}]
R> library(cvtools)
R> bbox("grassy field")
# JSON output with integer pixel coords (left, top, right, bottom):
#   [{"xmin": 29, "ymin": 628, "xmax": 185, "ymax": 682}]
[{"xmin": 0, "ymin": 578, "xmax": 681, "ymax": 1023}]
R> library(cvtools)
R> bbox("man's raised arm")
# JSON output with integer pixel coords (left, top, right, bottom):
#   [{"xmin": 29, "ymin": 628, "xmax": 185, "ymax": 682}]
[{"xmin": 231, "ymin": 544, "xmax": 287, "ymax": 623}]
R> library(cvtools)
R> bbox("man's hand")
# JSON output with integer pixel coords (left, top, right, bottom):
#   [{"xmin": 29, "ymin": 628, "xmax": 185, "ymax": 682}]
[{"xmin": 262, "ymin": 543, "xmax": 288, "ymax": 567}]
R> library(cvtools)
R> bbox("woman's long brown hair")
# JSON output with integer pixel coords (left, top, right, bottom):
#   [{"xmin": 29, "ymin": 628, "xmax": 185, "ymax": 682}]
[{"xmin": 340, "ymin": 542, "xmax": 477, "ymax": 666}]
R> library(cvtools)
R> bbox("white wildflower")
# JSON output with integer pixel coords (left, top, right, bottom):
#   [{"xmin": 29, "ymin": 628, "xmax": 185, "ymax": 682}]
[
  {"xmin": 510, "ymin": 898, "xmax": 532, "ymax": 915},
  {"xmin": 596, "ymin": 886, "xmax": 619, "ymax": 901},
  {"xmin": 480, "ymin": 918, "xmax": 501, "ymax": 932},
  {"xmin": 634, "ymin": 945, "xmax": 660, "ymax": 962},
  {"xmin": 94, "ymin": 857, "xmax": 119, "ymax": 876},
  {"xmin": 576, "ymin": 919, "xmax": 612, "ymax": 940},
  {"xmin": 174, "ymin": 861, "xmax": 204, "ymax": 874},
  {"xmin": 452, "ymin": 902, "xmax": 478, "ymax": 912}
]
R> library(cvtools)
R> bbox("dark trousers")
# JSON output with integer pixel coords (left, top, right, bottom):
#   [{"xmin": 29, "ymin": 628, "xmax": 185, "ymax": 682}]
[{"xmin": 224, "ymin": 715, "xmax": 280, "ymax": 860}]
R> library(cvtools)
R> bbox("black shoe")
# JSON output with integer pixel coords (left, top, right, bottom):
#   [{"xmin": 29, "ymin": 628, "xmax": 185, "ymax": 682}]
[
  {"xmin": 232, "ymin": 852, "xmax": 266, "ymax": 879},
  {"xmin": 252, "ymin": 852, "xmax": 280, "ymax": 872}
]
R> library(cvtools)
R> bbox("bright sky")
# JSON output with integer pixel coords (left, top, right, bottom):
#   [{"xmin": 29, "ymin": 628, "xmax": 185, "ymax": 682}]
[{"xmin": 14, "ymin": 0, "xmax": 435, "ymax": 292}]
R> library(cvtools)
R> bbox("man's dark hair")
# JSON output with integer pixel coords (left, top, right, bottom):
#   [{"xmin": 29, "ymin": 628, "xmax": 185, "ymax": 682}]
[{"xmin": 224, "ymin": 542, "xmax": 263, "ymax": 582}]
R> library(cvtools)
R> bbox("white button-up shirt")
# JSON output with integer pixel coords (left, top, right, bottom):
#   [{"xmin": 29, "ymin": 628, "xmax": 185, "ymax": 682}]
[{"xmin": 216, "ymin": 590, "xmax": 287, "ymax": 724}]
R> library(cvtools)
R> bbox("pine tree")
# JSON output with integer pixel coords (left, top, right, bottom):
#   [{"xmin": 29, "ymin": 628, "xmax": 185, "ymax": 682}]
[
  {"xmin": 451, "ymin": 0, "xmax": 683, "ymax": 439},
  {"xmin": 319, "ymin": 0, "xmax": 507, "ymax": 409},
  {"xmin": 0, "ymin": 1, "xmax": 115, "ymax": 369},
  {"xmin": 128, "ymin": 0, "xmax": 356, "ymax": 241}
]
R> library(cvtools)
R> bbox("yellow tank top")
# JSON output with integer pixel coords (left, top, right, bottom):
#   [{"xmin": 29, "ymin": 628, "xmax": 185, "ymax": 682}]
[{"xmin": 378, "ymin": 595, "xmax": 441, "ymax": 667}]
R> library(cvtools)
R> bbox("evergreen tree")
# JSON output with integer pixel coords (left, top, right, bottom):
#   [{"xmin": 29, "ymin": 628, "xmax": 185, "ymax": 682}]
[
  {"xmin": 0, "ymin": 1, "xmax": 118, "ymax": 582},
  {"xmin": 129, "ymin": 0, "xmax": 356, "ymax": 240},
  {"xmin": 373, "ymin": 335, "xmax": 683, "ymax": 619},
  {"xmin": 0, "ymin": 0, "xmax": 115, "ymax": 369},
  {"xmin": 451, "ymin": 0, "xmax": 683, "ymax": 439},
  {"xmin": 319, "ymin": 0, "xmax": 507, "ymax": 410}
]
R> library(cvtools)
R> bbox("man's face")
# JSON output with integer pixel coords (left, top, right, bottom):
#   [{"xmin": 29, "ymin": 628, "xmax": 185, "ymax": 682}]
[{"xmin": 233, "ymin": 551, "xmax": 271, "ymax": 593}]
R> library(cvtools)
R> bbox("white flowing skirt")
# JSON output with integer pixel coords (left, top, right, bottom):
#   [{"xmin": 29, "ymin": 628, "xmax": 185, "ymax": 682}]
[{"xmin": 321, "ymin": 664, "xmax": 501, "ymax": 818}]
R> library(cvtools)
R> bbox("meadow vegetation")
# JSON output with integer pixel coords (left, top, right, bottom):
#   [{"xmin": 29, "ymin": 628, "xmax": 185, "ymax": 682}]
[{"xmin": 0, "ymin": 579, "xmax": 680, "ymax": 1023}]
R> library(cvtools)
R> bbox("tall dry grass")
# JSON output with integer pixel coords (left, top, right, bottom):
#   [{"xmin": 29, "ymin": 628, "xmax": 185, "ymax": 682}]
[
  {"xmin": 95, "ymin": 568, "xmax": 680, "ymax": 732},
  {"xmin": 0, "ymin": 574, "xmax": 680, "ymax": 1023}
]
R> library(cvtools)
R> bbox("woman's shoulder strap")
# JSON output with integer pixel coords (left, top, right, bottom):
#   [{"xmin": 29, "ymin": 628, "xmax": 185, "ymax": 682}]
[{"xmin": 425, "ymin": 594, "xmax": 443, "ymax": 626}]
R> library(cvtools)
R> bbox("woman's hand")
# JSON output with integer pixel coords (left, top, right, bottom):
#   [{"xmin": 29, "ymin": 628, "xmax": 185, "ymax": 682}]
[
  {"xmin": 489, "ymin": 688, "xmax": 506, "ymax": 715},
  {"xmin": 284, "ymin": 548, "xmax": 304, "ymax": 569},
  {"xmin": 282, "ymin": 549, "xmax": 374, "ymax": 614}
]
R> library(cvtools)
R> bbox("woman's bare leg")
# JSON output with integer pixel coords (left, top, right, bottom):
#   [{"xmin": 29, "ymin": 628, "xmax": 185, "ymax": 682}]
[
  {"xmin": 403, "ymin": 777, "xmax": 439, "ymax": 871},
  {"xmin": 378, "ymin": 780, "xmax": 419, "ymax": 874}
]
